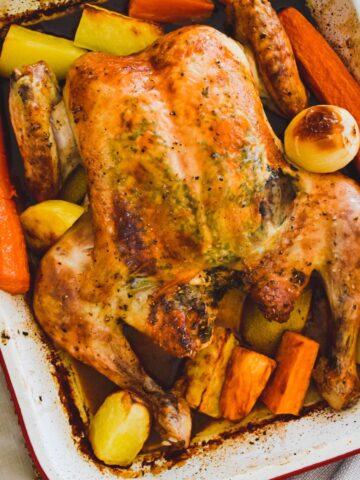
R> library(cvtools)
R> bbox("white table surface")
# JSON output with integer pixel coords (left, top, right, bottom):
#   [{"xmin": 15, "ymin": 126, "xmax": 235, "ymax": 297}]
[{"xmin": 0, "ymin": 368, "xmax": 358, "ymax": 480}]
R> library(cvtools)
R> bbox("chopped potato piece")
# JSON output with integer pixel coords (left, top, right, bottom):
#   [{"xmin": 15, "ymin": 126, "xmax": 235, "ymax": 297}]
[
  {"xmin": 220, "ymin": 347, "xmax": 276, "ymax": 421},
  {"xmin": 242, "ymin": 289, "xmax": 312, "ymax": 356},
  {"xmin": 216, "ymin": 288, "xmax": 246, "ymax": 331},
  {"xmin": 59, "ymin": 165, "xmax": 87, "ymax": 204},
  {"xmin": 74, "ymin": 5, "xmax": 163, "ymax": 56},
  {"xmin": 90, "ymin": 391, "xmax": 150, "ymax": 466},
  {"xmin": 0, "ymin": 25, "xmax": 86, "ymax": 79},
  {"xmin": 199, "ymin": 331, "xmax": 238, "ymax": 418},
  {"xmin": 21, "ymin": 200, "xmax": 84, "ymax": 251}
]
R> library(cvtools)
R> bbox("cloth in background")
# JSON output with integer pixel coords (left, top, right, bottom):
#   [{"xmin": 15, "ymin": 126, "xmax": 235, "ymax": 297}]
[{"xmin": 292, "ymin": 455, "xmax": 359, "ymax": 480}]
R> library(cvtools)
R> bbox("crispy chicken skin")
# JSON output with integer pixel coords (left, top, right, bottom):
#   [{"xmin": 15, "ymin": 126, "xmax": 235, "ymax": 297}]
[
  {"xmin": 29, "ymin": 25, "xmax": 359, "ymax": 441},
  {"xmin": 226, "ymin": 0, "xmax": 308, "ymax": 117}
]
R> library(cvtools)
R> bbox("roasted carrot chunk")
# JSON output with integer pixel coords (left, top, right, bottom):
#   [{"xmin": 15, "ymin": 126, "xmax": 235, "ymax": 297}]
[
  {"xmin": 220, "ymin": 347, "xmax": 276, "ymax": 421},
  {"xmin": 0, "ymin": 116, "xmax": 29, "ymax": 294},
  {"xmin": 129, "ymin": 0, "xmax": 215, "ymax": 24},
  {"xmin": 278, "ymin": 8, "xmax": 360, "ymax": 170},
  {"xmin": 262, "ymin": 332, "xmax": 319, "ymax": 415}
]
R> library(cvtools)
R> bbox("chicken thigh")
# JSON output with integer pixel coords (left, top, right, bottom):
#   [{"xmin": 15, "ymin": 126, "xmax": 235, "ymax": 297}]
[{"xmin": 12, "ymin": 25, "xmax": 358, "ymax": 443}]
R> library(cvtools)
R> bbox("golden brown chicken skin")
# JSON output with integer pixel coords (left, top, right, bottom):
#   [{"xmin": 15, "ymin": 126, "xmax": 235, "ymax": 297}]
[
  {"xmin": 34, "ymin": 214, "xmax": 191, "ymax": 447},
  {"xmin": 226, "ymin": 0, "xmax": 308, "ymax": 117},
  {"xmin": 10, "ymin": 63, "xmax": 61, "ymax": 201},
  {"xmin": 32, "ymin": 25, "xmax": 359, "ymax": 442},
  {"xmin": 10, "ymin": 62, "xmax": 80, "ymax": 201}
]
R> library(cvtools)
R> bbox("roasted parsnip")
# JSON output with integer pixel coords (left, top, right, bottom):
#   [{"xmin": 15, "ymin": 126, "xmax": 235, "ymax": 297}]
[{"xmin": 176, "ymin": 326, "xmax": 238, "ymax": 418}]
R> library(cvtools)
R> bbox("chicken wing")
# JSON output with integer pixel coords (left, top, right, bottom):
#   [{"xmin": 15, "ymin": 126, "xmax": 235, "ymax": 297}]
[
  {"xmin": 248, "ymin": 171, "xmax": 360, "ymax": 408},
  {"xmin": 226, "ymin": 0, "xmax": 308, "ymax": 117},
  {"xmin": 10, "ymin": 62, "xmax": 80, "ymax": 201}
]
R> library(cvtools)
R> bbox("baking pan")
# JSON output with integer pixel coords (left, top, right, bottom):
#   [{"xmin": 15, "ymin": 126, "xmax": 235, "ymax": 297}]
[{"xmin": 0, "ymin": 1, "xmax": 359, "ymax": 479}]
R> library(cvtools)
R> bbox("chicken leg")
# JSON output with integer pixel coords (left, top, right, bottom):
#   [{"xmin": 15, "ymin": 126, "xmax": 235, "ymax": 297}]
[{"xmin": 34, "ymin": 214, "xmax": 192, "ymax": 446}]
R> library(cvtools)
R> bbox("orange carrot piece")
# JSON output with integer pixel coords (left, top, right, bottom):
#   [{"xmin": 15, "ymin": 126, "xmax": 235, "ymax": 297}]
[
  {"xmin": 278, "ymin": 8, "xmax": 360, "ymax": 170},
  {"xmin": 0, "ymin": 116, "xmax": 29, "ymax": 294},
  {"xmin": 220, "ymin": 346, "xmax": 276, "ymax": 421},
  {"xmin": 262, "ymin": 332, "xmax": 319, "ymax": 415},
  {"xmin": 129, "ymin": 0, "xmax": 215, "ymax": 24}
]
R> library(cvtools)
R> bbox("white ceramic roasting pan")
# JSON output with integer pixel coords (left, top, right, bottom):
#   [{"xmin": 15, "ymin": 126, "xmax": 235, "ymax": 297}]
[{"xmin": 0, "ymin": 1, "xmax": 359, "ymax": 479}]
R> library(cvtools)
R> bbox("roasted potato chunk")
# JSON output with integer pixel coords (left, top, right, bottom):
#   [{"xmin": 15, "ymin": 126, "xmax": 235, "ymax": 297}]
[
  {"xmin": 242, "ymin": 289, "xmax": 312, "ymax": 356},
  {"xmin": 0, "ymin": 25, "xmax": 85, "ymax": 79},
  {"xmin": 21, "ymin": 200, "xmax": 84, "ymax": 252},
  {"xmin": 89, "ymin": 391, "xmax": 150, "ymax": 466},
  {"xmin": 180, "ymin": 327, "xmax": 228, "ymax": 409},
  {"xmin": 74, "ymin": 5, "xmax": 163, "ymax": 56}
]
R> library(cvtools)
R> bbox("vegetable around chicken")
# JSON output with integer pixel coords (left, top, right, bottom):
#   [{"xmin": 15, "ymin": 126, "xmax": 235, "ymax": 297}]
[
  {"xmin": 175, "ymin": 327, "xmax": 238, "ymax": 418},
  {"xmin": 0, "ymin": 25, "xmax": 86, "ymax": 79},
  {"xmin": 221, "ymin": 347, "xmax": 276, "ymax": 421},
  {"xmin": 226, "ymin": 0, "xmax": 308, "ymax": 118},
  {"xmin": 129, "ymin": 0, "xmax": 215, "ymax": 23},
  {"xmin": 278, "ymin": 7, "xmax": 360, "ymax": 171},
  {"xmin": 216, "ymin": 288, "xmax": 246, "ymax": 331},
  {"xmin": 74, "ymin": 5, "xmax": 164, "ymax": 56},
  {"xmin": 262, "ymin": 332, "xmax": 319, "ymax": 415},
  {"xmin": 89, "ymin": 391, "xmax": 151, "ymax": 466},
  {"xmin": 284, "ymin": 105, "xmax": 360, "ymax": 173},
  {"xmin": 21, "ymin": 200, "xmax": 84, "ymax": 252},
  {"xmin": 242, "ymin": 289, "xmax": 312, "ymax": 356},
  {"xmin": 0, "ymin": 116, "xmax": 29, "ymax": 294}
]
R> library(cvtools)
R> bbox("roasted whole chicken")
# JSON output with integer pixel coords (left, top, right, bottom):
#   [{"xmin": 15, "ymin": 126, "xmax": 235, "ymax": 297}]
[{"xmin": 10, "ymin": 24, "xmax": 360, "ymax": 446}]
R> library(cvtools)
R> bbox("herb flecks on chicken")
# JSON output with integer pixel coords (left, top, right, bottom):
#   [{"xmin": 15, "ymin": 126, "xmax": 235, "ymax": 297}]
[{"xmin": 10, "ymin": 26, "xmax": 359, "ymax": 444}]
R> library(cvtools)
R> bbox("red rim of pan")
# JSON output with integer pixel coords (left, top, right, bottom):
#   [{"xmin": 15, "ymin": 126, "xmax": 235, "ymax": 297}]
[{"xmin": 0, "ymin": 350, "xmax": 359, "ymax": 480}]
